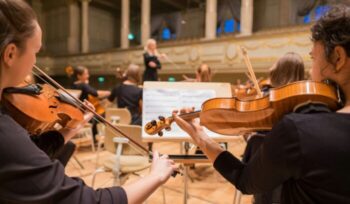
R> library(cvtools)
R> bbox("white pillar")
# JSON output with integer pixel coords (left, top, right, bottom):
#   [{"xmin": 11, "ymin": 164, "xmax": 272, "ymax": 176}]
[
  {"xmin": 68, "ymin": 0, "xmax": 80, "ymax": 54},
  {"xmin": 121, "ymin": 0, "xmax": 130, "ymax": 49},
  {"xmin": 240, "ymin": 0, "xmax": 253, "ymax": 36},
  {"xmin": 205, "ymin": 0, "xmax": 217, "ymax": 40},
  {"xmin": 141, "ymin": 0, "xmax": 150, "ymax": 45},
  {"xmin": 81, "ymin": 0, "xmax": 90, "ymax": 53}
]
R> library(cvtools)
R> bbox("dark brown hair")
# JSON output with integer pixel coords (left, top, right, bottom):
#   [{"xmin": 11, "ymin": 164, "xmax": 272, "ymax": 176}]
[
  {"xmin": 0, "ymin": 0, "xmax": 37, "ymax": 58},
  {"xmin": 311, "ymin": 5, "xmax": 350, "ymax": 62},
  {"xmin": 72, "ymin": 65, "xmax": 87, "ymax": 81},
  {"xmin": 269, "ymin": 52, "xmax": 305, "ymax": 87},
  {"xmin": 197, "ymin": 64, "xmax": 212, "ymax": 82}
]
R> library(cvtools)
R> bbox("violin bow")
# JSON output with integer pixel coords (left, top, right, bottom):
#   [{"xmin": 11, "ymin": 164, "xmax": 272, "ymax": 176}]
[
  {"xmin": 32, "ymin": 65, "xmax": 149, "ymax": 155},
  {"xmin": 239, "ymin": 46, "xmax": 263, "ymax": 98},
  {"xmin": 33, "ymin": 65, "xmax": 183, "ymax": 176},
  {"xmin": 163, "ymin": 54, "xmax": 182, "ymax": 70}
]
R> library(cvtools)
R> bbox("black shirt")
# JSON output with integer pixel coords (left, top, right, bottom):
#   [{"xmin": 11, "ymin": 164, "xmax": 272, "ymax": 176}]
[
  {"xmin": 143, "ymin": 52, "xmax": 161, "ymax": 81},
  {"xmin": 214, "ymin": 112, "xmax": 350, "ymax": 204},
  {"xmin": 108, "ymin": 84, "xmax": 142, "ymax": 125},
  {"xmin": 0, "ymin": 107, "xmax": 127, "ymax": 204},
  {"xmin": 71, "ymin": 82, "xmax": 98, "ymax": 101}
]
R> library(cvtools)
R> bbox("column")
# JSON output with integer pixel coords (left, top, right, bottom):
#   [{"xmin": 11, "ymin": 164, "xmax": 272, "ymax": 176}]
[
  {"xmin": 240, "ymin": 0, "xmax": 253, "ymax": 36},
  {"xmin": 68, "ymin": 0, "xmax": 80, "ymax": 54},
  {"xmin": 141, "ymin": 0, "xmax": 150, "ymax": 45},
  {"xmin": 81, "ymin": 0, "xmax": 90, "ymax": 53},
  {"xmin": 205, "ymin": 0, "xmax": 217, "ymax": 40},
  {"xmin": 121, "ymin": 0, "xmax": 130, "ymax": 49}
]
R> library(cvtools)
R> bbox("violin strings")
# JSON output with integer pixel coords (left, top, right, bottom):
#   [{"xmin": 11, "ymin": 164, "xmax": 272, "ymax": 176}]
[{"xmin": 32, "ymin": 66, "xmax": 149, "ymax": 156}]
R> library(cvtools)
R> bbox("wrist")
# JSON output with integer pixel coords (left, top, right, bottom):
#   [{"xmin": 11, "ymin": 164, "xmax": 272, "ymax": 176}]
[{"xmin": 148, "ymin": 172, "xmax": 165, "ymax": 185}]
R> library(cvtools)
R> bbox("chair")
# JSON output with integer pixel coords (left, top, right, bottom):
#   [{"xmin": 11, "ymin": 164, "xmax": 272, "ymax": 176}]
[
  {"xmin": 92, "ymin": 124, "xmax": 150, "ymax": 186},
  {"xmin": 71, "ymin": 124, "xmax": 95, "ymax": 152},
  {"xmin": 105, "ymin": 108, "xmax": 132, "ymax": 125}
]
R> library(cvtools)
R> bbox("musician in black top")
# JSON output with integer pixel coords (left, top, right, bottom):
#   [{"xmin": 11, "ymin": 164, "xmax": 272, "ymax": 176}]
[
  {"xmin": 70, "ymin": 65, "xmax": 110, "ymax": 101},
  {"xmin": 174, "ymin": 5, "xmax": 350, "ymax": 204},
  {"xmin": 143, "ymin": 39, "xmax": 165, "ymax": 81},
  {"xmin": 108, "ymin": 64, "xmax": 143, "ymax": 125},
  {"xmin": 243, "ymin": 52, "xmax": 305, "ymax": 204},
  {"xmin": 0, "ymin": 1, "xmax": 177, "ymax": 203}
]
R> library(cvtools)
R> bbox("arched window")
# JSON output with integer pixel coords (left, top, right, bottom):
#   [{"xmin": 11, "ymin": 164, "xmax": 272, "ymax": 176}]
[
  {"xmin": 303, "ymin": 4, "xmax": 330, "ymax": 24},
  {"xmin": 224, "ymin": 19, "xmax": 235, "ymax": 33},
  {"xmin": 217, "ymin": 18, "xmax": 240, "ymax": 36},
  {"xmin": 162, "ymin": 28, "xmax": 171, "ymax": 40},
  {"xmin": 315, "ymin": 5, "xmax": 330, "ymax": 20}
]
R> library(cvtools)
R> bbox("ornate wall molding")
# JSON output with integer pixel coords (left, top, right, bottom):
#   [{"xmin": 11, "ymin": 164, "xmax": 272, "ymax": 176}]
[{"xmin": 37, "ymin": 28, "xmax": 313, "ymax": 76}]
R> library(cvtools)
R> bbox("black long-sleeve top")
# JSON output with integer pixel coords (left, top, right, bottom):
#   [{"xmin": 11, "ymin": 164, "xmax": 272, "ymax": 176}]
[
  {"xmin": 71, "ymin": 82, "xmax": 98, "ymax": 101},
  {"xmin": 143, "ymin": 52, "xmax": 161, "ymax": 81},
  {"xmin": 0, "ymin": 107, "xmax": 127, "ymax": 204},
  {"xmin": 214, "ymin": 112, "xmax": 350, "ymax": 204},
  {"xmin": 108, "ymin": 84, "xmax": 143, "ymax": 125}
]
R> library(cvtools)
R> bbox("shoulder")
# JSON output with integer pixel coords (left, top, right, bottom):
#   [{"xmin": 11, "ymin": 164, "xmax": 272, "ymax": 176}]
[
  {"xmin": 0, "ymin": 111, "xmax": 27, "ymax": 136},
  {"xmin": 282, "ymin": 112, "xmax": 334, "ymax": 128},
  {"xmin": 112, "ymin": 84, "xmax": 121, "ymax": 91}
]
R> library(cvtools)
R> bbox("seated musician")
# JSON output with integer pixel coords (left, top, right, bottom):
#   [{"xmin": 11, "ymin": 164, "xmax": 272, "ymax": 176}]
[
  {"xmin": 70, "ymin": 65, "xmax": 110, "ymax": 142},
  {"xmin": 70, "ymin": 65, "xmax": 110, "ymax": 102},
  {"xmin": 242, "ymin": 52, "xmax": 305, "ymax": 204},
  {"xmin": 108, "ymin": 64, "xmax": 143, "ymax": 125},
  {"xmin": 174, "ymin": 5, "xmax": 350, "ymax": 204},
  {"xmin": 182, "ymin": 63, "xmax": 212, "ymax": 82},
  {"xmin": 0, "ymin": 1, "xmax": 177, "ymax": 203}
]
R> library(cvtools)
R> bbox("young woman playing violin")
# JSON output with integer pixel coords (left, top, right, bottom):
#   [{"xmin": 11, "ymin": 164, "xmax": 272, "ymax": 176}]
[
  {"xmin": 183, "ymin": 63, "xmax": 213, "ymax": 82},
  {"xmin": 70, "ymin": 65, "xmax": 110, "ymax": 103},
  {"xmin": 174, "ymin": 5, "xmax": 350, "ymax": 204},
  {"xmin": 0, "ymin": 1, "xmax": 176, "ymax": 203},
  {"xmin": 70, "ymin": 65, "xmax": 111, "ymax": 143}
]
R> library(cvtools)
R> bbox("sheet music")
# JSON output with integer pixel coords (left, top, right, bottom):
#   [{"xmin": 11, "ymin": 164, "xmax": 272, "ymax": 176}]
[{"xmin": 142, "ymin": 88, "xmax": 221, "ymax": 137}]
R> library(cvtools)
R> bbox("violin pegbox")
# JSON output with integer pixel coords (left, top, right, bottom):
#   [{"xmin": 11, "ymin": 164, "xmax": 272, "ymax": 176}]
[{"xmin": 144, "ymin": 115, "xmax": 173, "ymax": 136}]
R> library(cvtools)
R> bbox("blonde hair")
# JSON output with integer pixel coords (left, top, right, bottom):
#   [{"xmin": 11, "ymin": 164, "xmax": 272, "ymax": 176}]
[
  {"xmin": 269, "ymin": 52, "xmax": 305, "ymax": 87},
  {"xmin": 197, "ymin": 64, "xmax": 212, "ymax": 82},
  {"xmin": 144, "ymin": 39, "xmax": 159, "ymax": 56}
]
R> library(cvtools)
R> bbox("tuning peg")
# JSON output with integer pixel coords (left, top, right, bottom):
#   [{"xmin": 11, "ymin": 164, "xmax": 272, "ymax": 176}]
[
  {"xmin": 158, "ymin": 131, "xmax": 163, "ymax": 137},
  {"xmin": 145, "ymin": 123, "xmax": 152, "ymax": 130},
  {"xmin": 165, "ymin": 127, "xmax": 171, "ymax": 131},
  {"xmin": 158, "ymin": 116, "xmax": 165, "ymax": 122},
  {"xmin": 150, "ymin": 120, "xmax": 157, "ymax": 126}
]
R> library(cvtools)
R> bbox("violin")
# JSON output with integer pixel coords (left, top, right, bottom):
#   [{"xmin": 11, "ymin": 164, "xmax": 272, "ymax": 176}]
[
  {"xmin": 87, "ymin": 95, "xmax": 105, "ymax": 115},
  {"xmin": 1, "ymin": 83, "xmax": 84, "ymax": 135},
  {"xmin": 233, "ymin": 84, "xmax": 258, "ymax": 99},
  {"xmin": 144, "ymin": 80, "xmax": 340, "ymax": 136}
]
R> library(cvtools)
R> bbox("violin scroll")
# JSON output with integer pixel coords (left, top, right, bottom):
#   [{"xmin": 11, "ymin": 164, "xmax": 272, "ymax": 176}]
[{"xmin": 144, "ymin": 116, "xmax": 174, "ymax": 136}]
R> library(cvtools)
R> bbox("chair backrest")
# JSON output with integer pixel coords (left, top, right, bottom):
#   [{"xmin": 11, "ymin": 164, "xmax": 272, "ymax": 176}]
[
  {"xmin": 65, "ymin": 89, "xmax": 82, "ymax": 99},
  {"xmin": 71, "ymin": 124, "xmax": 95, "ymax": 151},
  {"xmin": 104, "ymin": 124, "xmax": 147, "ymax": 155},
  {"xmin": 105, "ymin": 108, "xmax": 132, "ymax": 125}
]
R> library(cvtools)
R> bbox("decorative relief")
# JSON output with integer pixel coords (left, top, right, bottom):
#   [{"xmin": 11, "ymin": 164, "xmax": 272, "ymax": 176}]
[
  {"xmin": 226, "ymin": 44, "xmax": 238, "ymax": 60},
  {"xmin": 38, "ymin": 29, "xmax": 314, "ymax": 75},
  {"xmin": 189, "ymin": 47, "xmax": 199, "ymax": 62}
]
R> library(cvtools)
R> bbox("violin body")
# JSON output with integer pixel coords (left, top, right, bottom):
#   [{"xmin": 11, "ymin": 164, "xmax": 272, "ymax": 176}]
[
  {"xmin": 2, "ymin": 84, "xmax": 84, "ymax": 135},
  {"xmin": 145, "ymin": 81, "xmax": 339, "ymax": 136},
  {"xmin": 87, "ymin": 94, "xmax": 105, "ymax": 115}
]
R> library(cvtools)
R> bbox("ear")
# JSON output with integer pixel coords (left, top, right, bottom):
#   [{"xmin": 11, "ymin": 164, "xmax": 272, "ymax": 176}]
[
  {"xmin": 333, "ymin": 46, "xmax": 347, "ymax": 72},
  {"xmin": 2, "ymin": 43, "xmax": 18, "ymax": 68}
]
